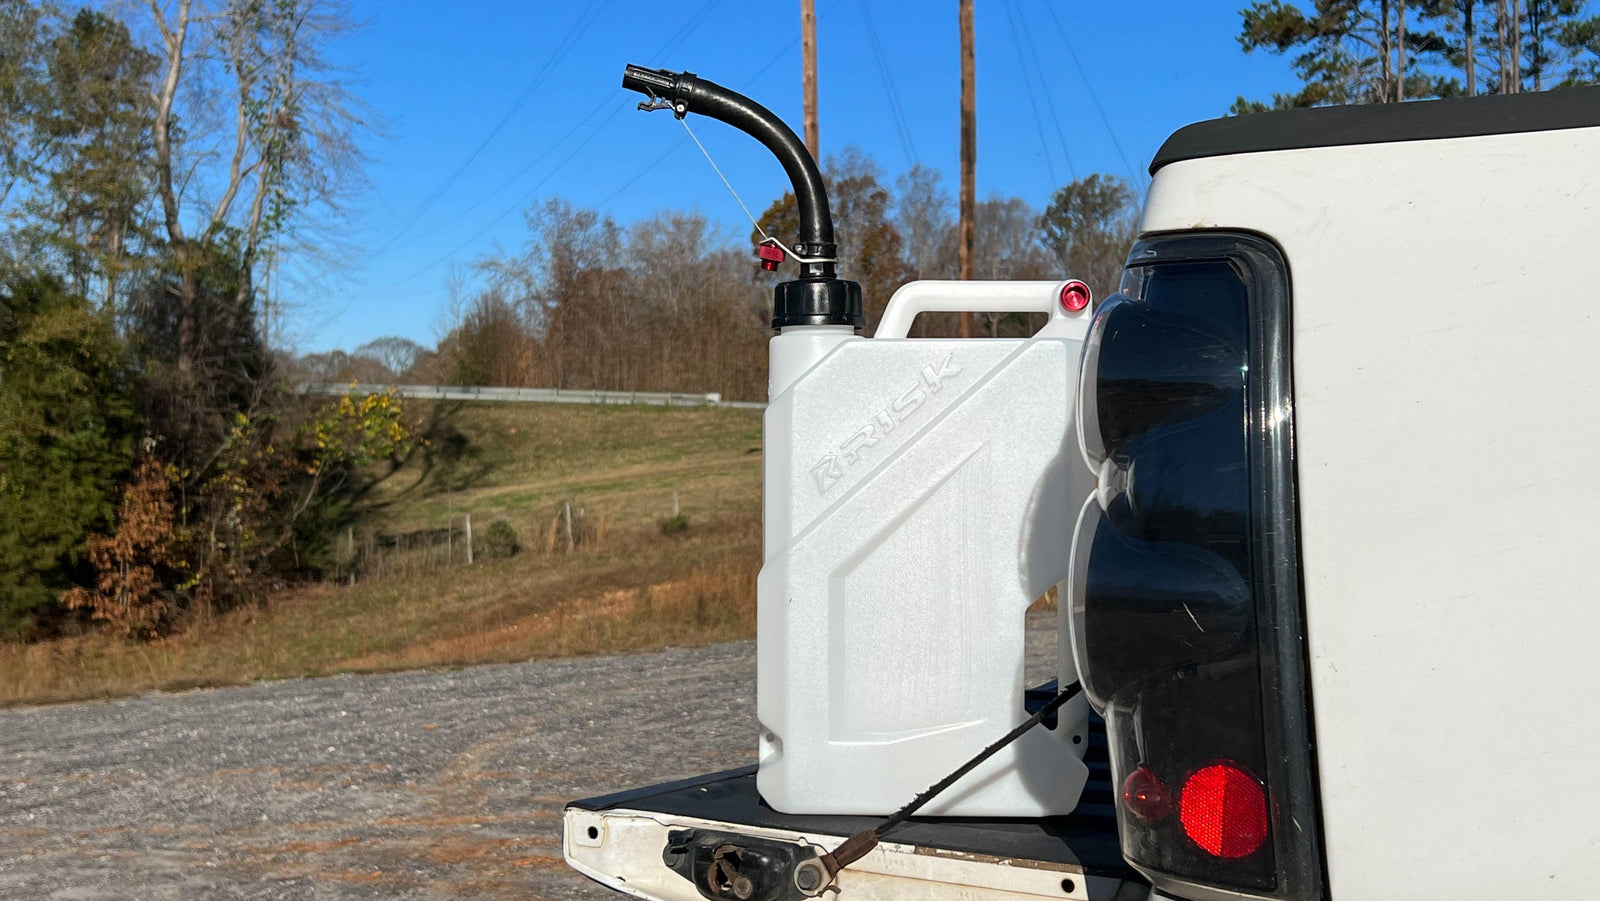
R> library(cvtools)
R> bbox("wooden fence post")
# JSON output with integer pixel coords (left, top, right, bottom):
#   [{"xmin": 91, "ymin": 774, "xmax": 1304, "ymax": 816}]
[
  {"xmin": 465, "ymin": 512, "xmax": 474, "ymax": 565},
  {"xmin": 565, "ymin": 501, "xmax": 574, "ymax": 554}
]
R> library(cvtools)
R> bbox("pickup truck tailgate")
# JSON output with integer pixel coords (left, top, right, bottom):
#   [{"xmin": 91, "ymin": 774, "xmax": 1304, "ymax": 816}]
[{"xmin": 564, "ymin": 713, "xmax": 1147, "ymax": 901}]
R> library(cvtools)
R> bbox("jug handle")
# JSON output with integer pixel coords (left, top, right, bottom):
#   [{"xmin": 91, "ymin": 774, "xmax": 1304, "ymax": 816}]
[{"xmin": 874, "ymin": 280, "xmax": 1094, "ymax": 340}]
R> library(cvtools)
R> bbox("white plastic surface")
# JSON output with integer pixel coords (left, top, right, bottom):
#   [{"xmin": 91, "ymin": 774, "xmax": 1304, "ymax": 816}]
[
  {"xmin": 875, "ymin": 280, "xmax": 1090, "ymax": 339},
  {"xmin": 1141, "ymin": 125, "xmax": 1600, "ymax": 899},
  {"xmin": 757, "ymin": 280, "xmax": 1095, "ymax": 816}
]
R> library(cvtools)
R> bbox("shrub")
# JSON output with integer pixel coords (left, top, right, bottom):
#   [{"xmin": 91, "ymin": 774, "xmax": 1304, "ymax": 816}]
[
  {"xmin": 62, "ymin": 457, "xmax": 180, "ymax": 637},
  {"xmin": 659, "ymin": 513, "xmax": 690, "ymax": 536},
  {"xmin": 482, "ymin": 519, "xmax": 520, "ymax": 559}
]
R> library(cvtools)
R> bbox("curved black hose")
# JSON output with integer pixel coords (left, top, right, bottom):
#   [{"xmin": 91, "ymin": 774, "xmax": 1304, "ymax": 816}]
[{"xmin": 622, "ymin": 65, "xmax": 835, "ymax": 276}]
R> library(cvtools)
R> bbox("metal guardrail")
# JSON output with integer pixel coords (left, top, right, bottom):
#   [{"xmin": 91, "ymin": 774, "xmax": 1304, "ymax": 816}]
[{"xmin": 296, "ymin": 383, "xmax": 767, "ymax": 410}]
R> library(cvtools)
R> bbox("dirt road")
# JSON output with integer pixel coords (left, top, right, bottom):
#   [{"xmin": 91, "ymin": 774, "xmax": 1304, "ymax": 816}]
[{"xmin": 0, "ymin": 617, "xmax": 1058, "ymax": 900}]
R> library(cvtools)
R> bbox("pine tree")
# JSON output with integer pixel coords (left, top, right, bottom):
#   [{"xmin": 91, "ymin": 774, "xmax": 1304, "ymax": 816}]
[{"xmin": 0, "ymin": 272, "xmax": 135, "ymax": 635}]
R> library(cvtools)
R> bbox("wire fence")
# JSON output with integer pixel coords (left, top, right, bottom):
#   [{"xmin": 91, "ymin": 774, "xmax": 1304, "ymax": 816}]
[
  {"xmin": 296, "ymin": 383, "xmax": 767, "ymax": 410},
  {"xmin": 332, "ymin": 501, "xmax": 609, "ymax": 587}
]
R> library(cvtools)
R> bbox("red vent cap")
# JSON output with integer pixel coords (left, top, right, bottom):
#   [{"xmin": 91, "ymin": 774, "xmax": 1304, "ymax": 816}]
[
  {"xmin": 1179, "ymin": 762, "xmax": 1269, "ymax": 859},
  {"xmin": 1060, "ymin": 280, "xmax": 1092, "ymax": 312},
  {"xmin": 757, "ymin": 242, "xmax": 785, "ymax": 272}
]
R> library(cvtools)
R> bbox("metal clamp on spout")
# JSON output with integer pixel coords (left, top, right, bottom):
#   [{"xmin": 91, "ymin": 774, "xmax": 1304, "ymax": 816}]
[{"xmin": 621, "ymin": 64, "xmax": 863, "ymax": 331}]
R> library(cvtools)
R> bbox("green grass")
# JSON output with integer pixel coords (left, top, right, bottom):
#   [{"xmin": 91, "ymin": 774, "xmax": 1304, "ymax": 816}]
[{"xmin": 363, "ymin": 402, "xmax": 761, "ymax": 535}]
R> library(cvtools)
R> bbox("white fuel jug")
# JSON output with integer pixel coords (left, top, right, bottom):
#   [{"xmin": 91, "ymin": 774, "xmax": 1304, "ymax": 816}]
[{"xmin": 757, "ymin": 280, "xmax": 1097, "ymax": 817}]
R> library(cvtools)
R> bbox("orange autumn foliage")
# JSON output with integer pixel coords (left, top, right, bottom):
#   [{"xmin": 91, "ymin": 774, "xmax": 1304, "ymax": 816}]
[{"xmin": 63, "ymin": 456, "xmax": 180, "ymax": 636}]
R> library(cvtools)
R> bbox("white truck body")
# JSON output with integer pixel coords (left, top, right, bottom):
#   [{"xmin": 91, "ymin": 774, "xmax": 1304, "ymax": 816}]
[{"xmin": 1146, "ymin": 122, "xmax": 1600, "ymax": 898}]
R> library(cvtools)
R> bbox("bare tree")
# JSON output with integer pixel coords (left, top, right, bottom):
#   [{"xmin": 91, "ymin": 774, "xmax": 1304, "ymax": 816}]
[
  {"xmin": 353, "ymin": 335, "xmax": 425, "ymax": 381},
  {"xmin": 972, "ymin": 195, "xmax": 1050, "ymax": 283},
  {"xmin": 0, "ymin": 0, "xmax": 44, "ymax": 214},
  {"xmin": 895, "ymin": 164, "xmax": 955, "ymax": 280},
  {"xmin": 143, "ymin": 0, "xmax": 366, "ymax": 376}
]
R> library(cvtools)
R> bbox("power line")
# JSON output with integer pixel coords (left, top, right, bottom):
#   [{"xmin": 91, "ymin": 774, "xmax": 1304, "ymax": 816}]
[
  {"xmin": 1001, "ymin": 0, "xmax": 1064, "ymax": 185},
  {"xmin": 1037, "ymin": 2, "xmax": 1144, "ymax": 186},
  {"xmin": 369, "ymin": 0, "xmax": 610, "ymax": 256},
  {"xmin": 392, "ymin": 0, "xmax": 723, "ymax": 250},
  {"xmin": 397, "ymin": 105, "xmax": 628, "ymax": 284},
  {"xmin": 597, "ymin": 137, "xmax": 690, "ymax": 209},
  {"xmin": 1011, "ymin": 0, "xmax": 1078, "ymax": 183},
  {"xmin": 398, "ymin": 0, "xmax": 840, "ymax": 286},
  {"xmin": 377, "ymin": 0, "xmax": 725, "ymax": 286},
  {"xmin": 596, "ymin": 0, "xmax": 858, "ymax": 223},
  {"xmin": 857, "ymin": 0, "xmax": 919, "ymax": 166},
  {"xmin": 594, "ymin": 0, "xmax": 846, "ymax": 215},
  {"xmin": 406, "ymin": 96, "xmax": 615, "ymax": 243}
]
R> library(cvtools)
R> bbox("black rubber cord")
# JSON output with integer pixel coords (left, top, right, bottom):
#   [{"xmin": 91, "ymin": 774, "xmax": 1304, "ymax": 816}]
[{"xmin": 820, "ymin": 680, "xmax": 1085, "ymax": 877}]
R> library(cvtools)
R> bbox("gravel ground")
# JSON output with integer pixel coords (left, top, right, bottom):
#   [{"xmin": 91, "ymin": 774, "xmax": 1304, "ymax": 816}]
[{"xmin": 0, "ymin": 614, "xmax": 1059, "ymax": 900}]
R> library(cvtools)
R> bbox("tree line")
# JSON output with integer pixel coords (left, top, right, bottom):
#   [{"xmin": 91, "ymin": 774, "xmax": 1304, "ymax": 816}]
[
  {"xmin": 1236, "ymin": 0, "xmax": 1600, "ymax": 109},
  {"xmin": 299, "ymin": 155, "xmax": 1142, "ymax": 404},
  {"xmin": 0, "ymin": 0, "xmax": 397, "ymax": 638}
]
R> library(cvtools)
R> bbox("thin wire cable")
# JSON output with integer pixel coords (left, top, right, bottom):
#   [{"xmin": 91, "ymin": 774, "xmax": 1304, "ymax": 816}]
[
  {"xmin": 1001, "ymin": 0, "xmax": 1062, "ymax": 185},
  {"xmin": 370, "ymin": 0, "xmax": 610, "ymax": 255},
  {"xmin": 857, "ymin": 0, "xmax": 919, "ymax": 166},
  {"xmin": 677, "ymin": 120, "xmax": 835, "ymax": 264},
  {"xmin": 1038, "ymin": 1, "xmax": 1144, "ymax": 186},
  {"xmin": 1011, "ymin": 0, "xmax": 1078, "ymax": 182},
  {"xmin": 680, "ymin": 118, "xmax": 769, "ymax": 240}
]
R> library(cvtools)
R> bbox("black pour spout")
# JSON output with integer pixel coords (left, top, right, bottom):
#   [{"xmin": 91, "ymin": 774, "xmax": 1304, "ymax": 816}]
[{"xmin": 621, "ymin": 64, "xmax": 863, "ymax": 330}]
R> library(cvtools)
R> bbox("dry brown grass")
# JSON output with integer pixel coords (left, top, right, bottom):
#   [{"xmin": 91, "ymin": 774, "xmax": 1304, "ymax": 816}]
[
  {"xmin": 0, "ymin": 403, "xmax": 763, "ymax": 707},
  {"xmin": 0, "ymin": 533, "xmax": 758, "ymax": 706}
]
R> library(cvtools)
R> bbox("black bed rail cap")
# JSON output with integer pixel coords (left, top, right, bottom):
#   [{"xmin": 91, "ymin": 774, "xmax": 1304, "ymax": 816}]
[{"xmin": 1151, "ymin": 85, "xmax": 1600, "ymax": 175}]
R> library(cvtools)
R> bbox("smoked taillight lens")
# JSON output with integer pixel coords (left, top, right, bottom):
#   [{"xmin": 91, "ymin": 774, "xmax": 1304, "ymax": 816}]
[{"xmin": 1069, "ymin": 234, "xmax": 1324, "ymax": 900}]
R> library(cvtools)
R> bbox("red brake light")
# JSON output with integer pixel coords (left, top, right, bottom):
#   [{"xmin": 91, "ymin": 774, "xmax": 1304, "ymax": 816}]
[
  {"xmin": 1179, "ymin": 763, "xmax": 1269, "ymax": 859},
  {"xmin": 1121, "ymin": 765, "xmax": 1173, "ymax": 823},
  {"xmin": 1060, "ymin": 279, "xmax": 1092, "ymax": 312}
]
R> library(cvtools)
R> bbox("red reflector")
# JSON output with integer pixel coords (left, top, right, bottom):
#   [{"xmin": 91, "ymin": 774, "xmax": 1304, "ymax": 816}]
[
  {"xmin": 1059, "ymin": 279, "xmax": 1092, "ymax": 312},
  {"xmin": 1179, "ymin": 763, "xmax": 1269, "ymax": 859},
  {"xmin": 1120, "ymin": 765, "xmax": 1172, "ymax": 823}
]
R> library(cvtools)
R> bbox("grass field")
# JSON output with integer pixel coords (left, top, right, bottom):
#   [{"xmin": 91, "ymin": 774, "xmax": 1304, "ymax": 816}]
[{"xmin": 0, "ymin": 401, "xmax": 765, "ymax": 706}]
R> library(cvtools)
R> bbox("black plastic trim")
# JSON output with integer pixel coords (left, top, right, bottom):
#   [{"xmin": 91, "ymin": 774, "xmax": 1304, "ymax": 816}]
[{"xmin": 1151, "ymin": 85, "xmax": 1600, "ymax": 174}]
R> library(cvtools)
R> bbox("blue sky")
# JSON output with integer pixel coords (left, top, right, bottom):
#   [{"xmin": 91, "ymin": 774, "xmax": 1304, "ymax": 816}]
[{"xmin": 294, "ymin": 1, "xmax": 1301, "ymax": 353}]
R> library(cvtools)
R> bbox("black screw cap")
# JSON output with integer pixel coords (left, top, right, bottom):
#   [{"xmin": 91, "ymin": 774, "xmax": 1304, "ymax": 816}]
[{"xmin": 772, "ymin": 278, "xmax": 864, "ymax": 330}]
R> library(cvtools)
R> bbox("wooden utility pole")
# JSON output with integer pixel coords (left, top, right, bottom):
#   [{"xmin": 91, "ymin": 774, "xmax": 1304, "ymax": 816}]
[
  {"xmin": 802, "ymin": 0, "xmax": 819, "ymax": 160},
  {"xmin": 958, "ymin": 0, "xmax": 976, "ymax": 338}
]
